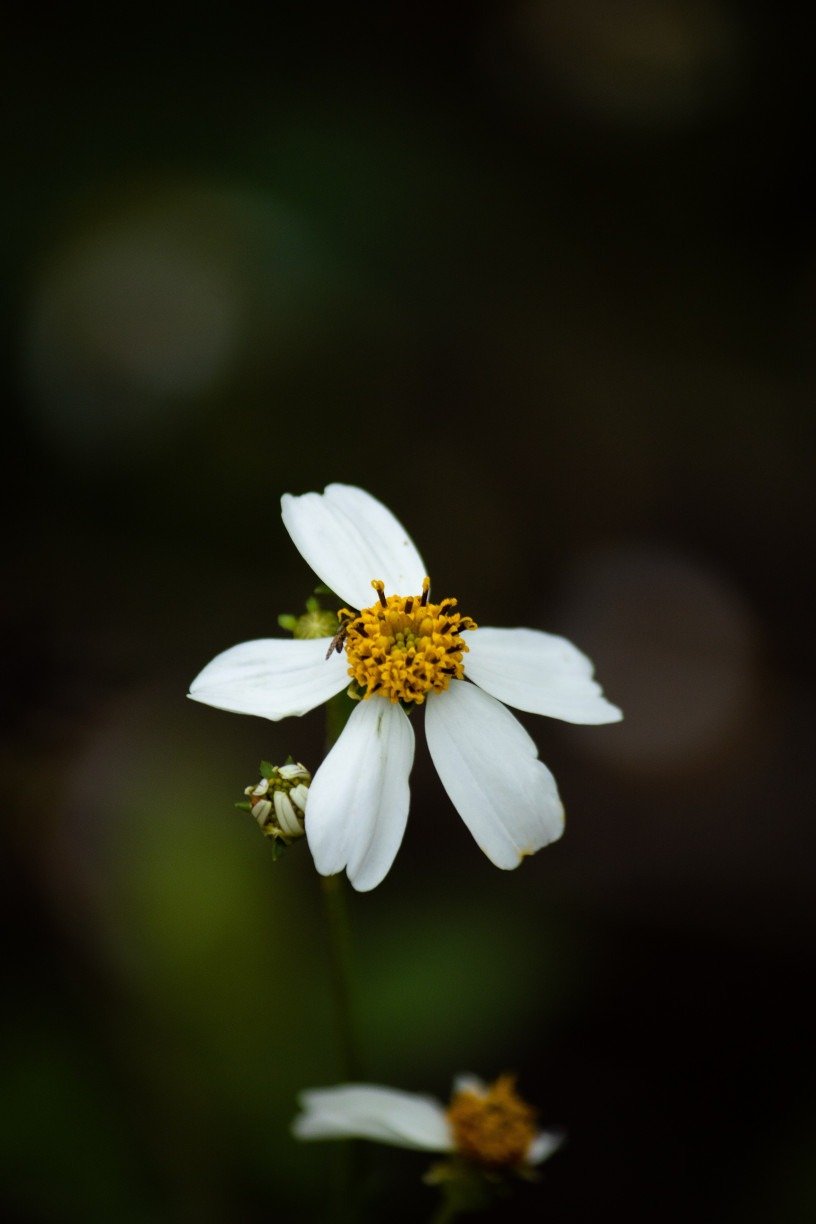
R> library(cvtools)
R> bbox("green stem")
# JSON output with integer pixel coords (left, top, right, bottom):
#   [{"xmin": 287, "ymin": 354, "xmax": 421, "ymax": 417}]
[
  {"xmin": 321, "ymin": 689, "xmax": 361, "ymax": 1081},
  {"xmin": 320, "ymin": 871, "xmax": 361, "ymax": 1082},
  {"xmin": 325, "ymin": 689, "xmax": 356, "ymax": 750},
  {"xmin": 319, "ymin": 874, "xmax": 360, "ymax": 1220},
  {"xmin": 427, "ymin": 1166, "xmax": 491, "ymax": 1223},
  {"xmin": 320, "ymin": 875, "xmax": 362, "ymax": 1220},
  {"xmin": 320, "ymin": 691, "xmax": 364, "ymax": 1221},
  {"xmin": 429, "ymin": 1201, "xmax": 461, "ymax": 1224}
]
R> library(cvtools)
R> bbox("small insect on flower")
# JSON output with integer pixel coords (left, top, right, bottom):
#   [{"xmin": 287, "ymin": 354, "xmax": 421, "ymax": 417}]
[
  {"xmin": 189, "ymin": 484, "xmax": 622, "ymax": 890},
  {"xmin": 324, "ymin": 611, "xmax": 354, "ymax": 661},
  {"xmin": 292, "ymin": 1074, "xmax": 562, "ymax": 1175}
]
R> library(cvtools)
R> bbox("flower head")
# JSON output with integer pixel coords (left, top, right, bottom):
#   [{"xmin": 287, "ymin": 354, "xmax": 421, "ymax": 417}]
[
  {"xmin": 292, "ymin": 1074, "xmax": 562, "ymax": 1173},
  {"xmin": 239, "ymin": 760, "xmax": 310, "ymax": 843},
  {"xmin": 189, "ymin": 484, "xmax": 621, "ymax": 890}
]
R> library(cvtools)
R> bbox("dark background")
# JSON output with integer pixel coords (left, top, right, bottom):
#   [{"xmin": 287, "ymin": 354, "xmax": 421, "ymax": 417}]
[{"xmin": 2, "ymin": 6, "xmax": 815, "ymax": 1221}]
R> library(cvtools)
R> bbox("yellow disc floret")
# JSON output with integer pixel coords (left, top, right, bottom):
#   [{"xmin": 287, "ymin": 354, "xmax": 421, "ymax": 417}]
[
  {"xmin": 340, "ymin": 577, "xmax": 477, "ymax": 705},
  {"xmin": 446, "ymin": 1075, "xmax": 537, "ymax": 1169}
]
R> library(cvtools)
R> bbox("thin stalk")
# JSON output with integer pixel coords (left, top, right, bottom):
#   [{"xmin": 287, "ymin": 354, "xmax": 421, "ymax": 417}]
[
  {"xmin": 320, "ymin": 690, "xmax": 363, "ymax": 1220},
  {"xmin": 429, "ymin": 1198, "xmax": 460, "ymax": 1224},
  {"xmin": 320, "ymin": 871, "xmax": 361, "ymax": 1082}
]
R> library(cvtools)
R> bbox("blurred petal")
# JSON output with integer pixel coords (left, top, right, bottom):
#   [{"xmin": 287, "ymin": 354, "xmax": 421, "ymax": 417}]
[
  {"xmin": 528, "ymin": 1130, "xmax": 565, "ymax": 1164},
  {"xmin": 425, "ymin": 680, "xmax": 564, "ymax": 869},
  {"xmin": 452, "ymin": 1073, "xmax": 486, "ymax": 1096},
  {"xmin": 306, "ymin": 698, "xmax": 414, "ymax": 891},
  {"xmin": 281, "ymin": 483, "xmax": 426, "ymax": 609},
  {"xmin": 293, "ymin": 1084, "xmax": 453, "ymax": 1150},
  {"xmin": 188, "ymin": 638, "xmax": 348, "ymax": 720},
  {"xmin": 463, "ymin": 627, "xmax": 622, "ymax": 724}
]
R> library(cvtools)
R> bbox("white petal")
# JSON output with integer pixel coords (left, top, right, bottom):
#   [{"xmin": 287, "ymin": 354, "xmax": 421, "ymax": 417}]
[
  {"xmin": 528, "ymin": 1129, "xmax": 565, "ymax": 1164},
  {"xmin": 292, "ymin": 1084, "xmax": 453, "ymax": 1151},
  {"xmin": 273, "ymin": 790, "xmax": 302, "ymax": 837},
  {"xmin": 278, "ymin": 762, "xmax": 309, "ymax": 781},
  {"xmin": 305, "ymin": 698, "xmax": 414, "ymax": 891},
  {"xmin": 288, "ymin": 783, "xmax": 309, "ymax": 812},
  {"xmin": 280, "ymin": 484, "xmax": 426, "ymax": 610},
  {"xmin": 463, "ymin": 627, "xmax": 622, "ymax": 725},
  {"xmin": 251, "ymin": 800, "xmax": 272, "ymax": 824},
  {"xmin": 188, "ymin": 638, "xmax": 348, "ymax": 721},
  {"xmin": 452, "ymin": 1073, "xmax": 486, "ymax": 1097},
  {"xmin": 425, "ymin": 680, "xmax": 564, "ymax": 869}
]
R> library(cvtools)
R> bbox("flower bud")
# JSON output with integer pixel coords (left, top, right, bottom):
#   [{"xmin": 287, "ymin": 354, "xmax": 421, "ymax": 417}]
[
  {"xmin": 278, "ymin": 593, "xmax": 340, "ymax": 640},
  {"xmin": 239, "ymin": 760, "xmax": 311, "ymax": 845}
]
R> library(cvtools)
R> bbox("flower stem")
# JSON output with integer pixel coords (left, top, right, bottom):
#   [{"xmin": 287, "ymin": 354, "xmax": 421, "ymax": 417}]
[
  {"xmin": 319, "ymin": 872, "xmax": 362, "ymax": 1220},
  {"xmin": 325, "ymin": 689, "xmax": 355, "ymax": 750},
  {"xmin": 429, "ymin": 1197, "xmax": 463, "ymax": 1224},
  {"xmin": 320, "ymin": 692, "xmax": 364, "ymax": 1220},
  {"xmin": 426, "ymin": 1166, "xmax": 493, "ymax": 1223},
  {"xmin": 320, "ymin": 871, "xmax": 361, "ymax": 1082},
  {"xmin": 321, "ymin": 690, "xmax": 361, "ymax": 1080}
]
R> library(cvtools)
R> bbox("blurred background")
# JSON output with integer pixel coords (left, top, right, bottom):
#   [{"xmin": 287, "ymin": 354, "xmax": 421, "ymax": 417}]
[{"xmin": 2, "ymin": 5, "xmax": 814, "ymax": 1221}]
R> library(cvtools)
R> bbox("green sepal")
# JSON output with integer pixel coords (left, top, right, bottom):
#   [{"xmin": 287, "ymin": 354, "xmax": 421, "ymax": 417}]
[
  {"xmin": 268, "ymin": 838, "xmax": 289, "ymax": 861},
  {"xmin": 424, "ymin": 1159, "xmax": 503, "ymax": 1215},
  {"xmin": 234, "ymin": 800, "xmax": 253, "ymax": 813},
  {"xmin": 293, "ymin": 608, "xmax": 340, "ymax": 639},
  {"xmin": 277, "ymin": 614, "xmax": 297, "ymax": 632},
  {"xmin": 259, "ymin": 760, "xmax": 277, "ymax": 780}
]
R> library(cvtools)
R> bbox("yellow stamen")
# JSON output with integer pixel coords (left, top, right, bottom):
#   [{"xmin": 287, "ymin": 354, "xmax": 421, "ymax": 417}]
[
  {"xmin": 371, "ymin": 579, "xmax": 388, "ymax": 608},
  {"xmin": 339, "ymin": 577, "xmax": 477, "ymax": 705},
  {"xmin": 446, "ymin": 1075, "xmax": 537, "ymax": 1169}
]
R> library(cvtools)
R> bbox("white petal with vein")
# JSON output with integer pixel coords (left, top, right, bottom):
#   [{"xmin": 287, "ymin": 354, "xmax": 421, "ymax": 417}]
[
  {"xmin": 306, "ymin": 698, "xmax": 414, "ymax": 891},
  {"xmin": 425, "ymin": 680, "xmax": 564, "ymax": 869},
  {"xmin": 463, "ymin": 627, "xmax": 622, "ymax": 724},
  {"xmin": 281, "ymin": 483, "xmax": 426, "ymax": 609},
  {"xmin": 293, "ymin": 1084, "xmax": 452, "ymax": 1150},
  {"xmin": 188, "ymin": 637, "xmax": 348, "ymax": 720}
]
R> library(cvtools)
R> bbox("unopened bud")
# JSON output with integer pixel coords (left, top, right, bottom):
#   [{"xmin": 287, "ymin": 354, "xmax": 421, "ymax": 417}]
[
  {"xmin": 278, "ymin": 593, "xmax": 340, "ymax": 640},
  {"xmin": 239, "ymin": 760, "xmax": 311, "ymax": 845}
]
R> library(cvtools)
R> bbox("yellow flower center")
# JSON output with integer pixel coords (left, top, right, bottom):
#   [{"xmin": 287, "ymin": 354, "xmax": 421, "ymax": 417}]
[
  {"xmin": 446, "ymin": 1075, "xmax": 537, "ymax": 1168},
  {"xmin": 339, "ymin": 577, "xmax": 477, "ymax": 705}
]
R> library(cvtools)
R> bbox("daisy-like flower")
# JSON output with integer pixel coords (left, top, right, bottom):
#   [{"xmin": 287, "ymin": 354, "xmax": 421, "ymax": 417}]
[
  {"xmin": 292, "ymin": 1074, "xmax": 562, "ymax": 1173},
  {"xmin": 189, "ymin": 484, "xmax": 621, "ymax": 890}
]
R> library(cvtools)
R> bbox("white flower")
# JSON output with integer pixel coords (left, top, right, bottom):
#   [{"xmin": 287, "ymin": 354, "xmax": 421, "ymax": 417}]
[
  {"xmin": 189, "ymin": 483, "xmax": 621, "ymax": 890},
  {"xmin": 292, "ymin": 1074, "xmax": 563, "ymax": 1171}
]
